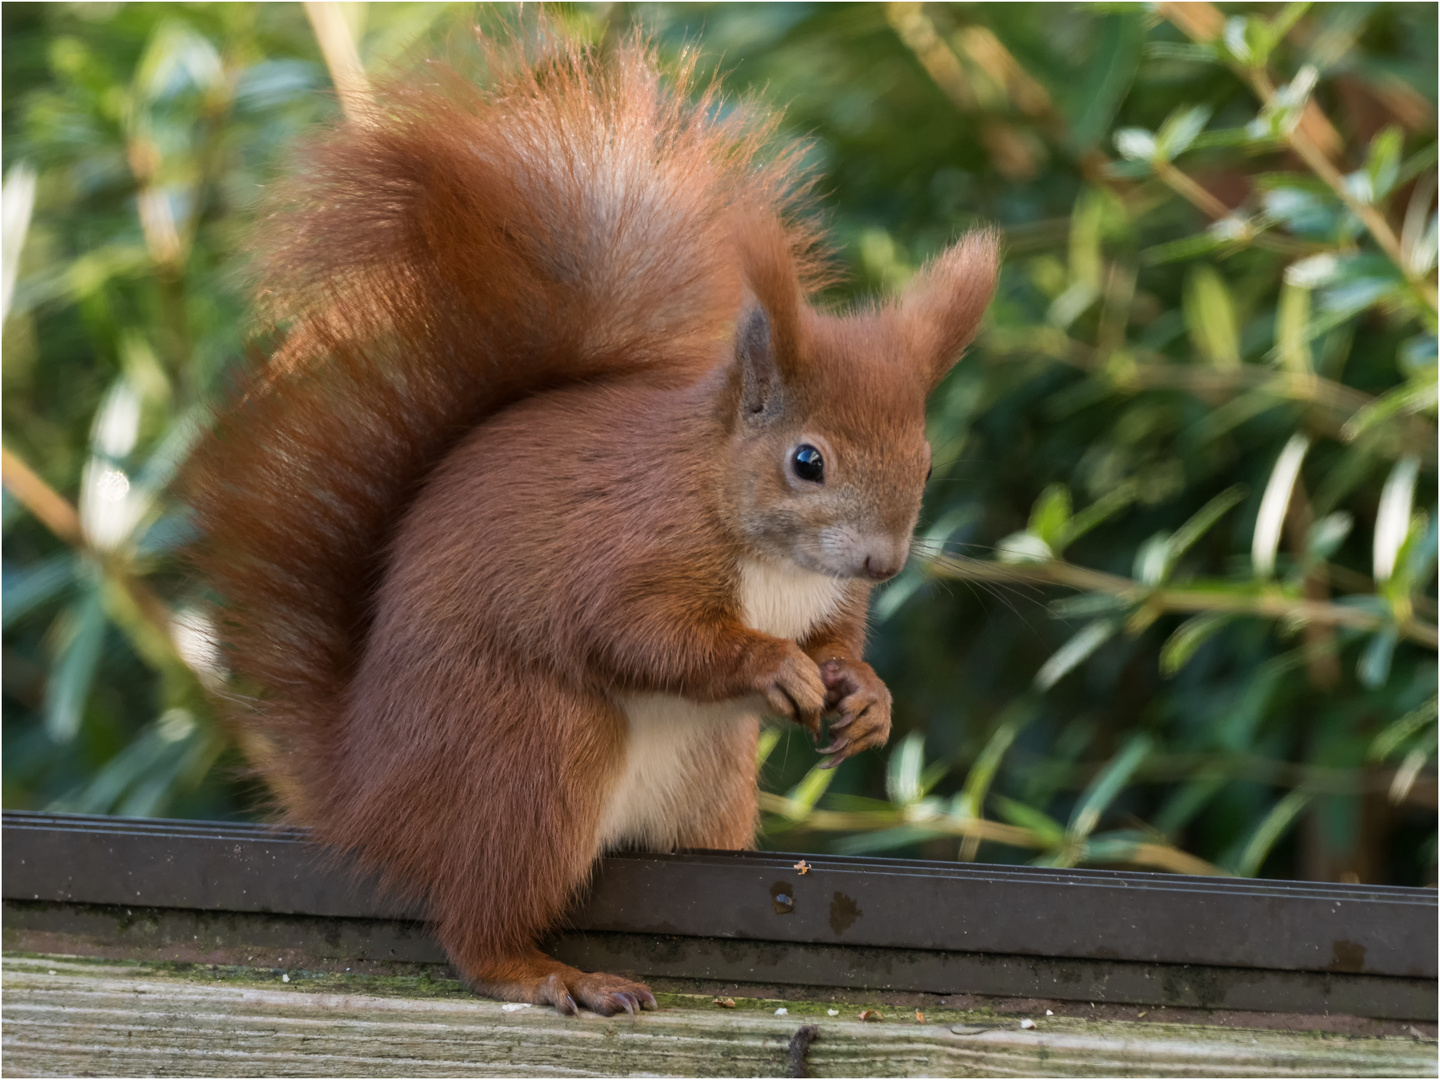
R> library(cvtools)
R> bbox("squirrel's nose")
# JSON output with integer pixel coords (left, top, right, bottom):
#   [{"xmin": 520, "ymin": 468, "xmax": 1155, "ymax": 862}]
[{"xmin": 864, "ymin": 554, "xmax": 902, "ymax": 581}]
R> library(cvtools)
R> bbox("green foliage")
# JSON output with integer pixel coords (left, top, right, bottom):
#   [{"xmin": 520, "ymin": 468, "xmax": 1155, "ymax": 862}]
[{"xmin": 3, "ymin": 3, "xmax": 1436, "ymax": 883}]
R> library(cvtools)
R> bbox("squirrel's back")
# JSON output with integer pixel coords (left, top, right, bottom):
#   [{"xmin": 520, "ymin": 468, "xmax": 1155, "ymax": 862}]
[{"xmin": 185, "ymin": 33, "xmax": 818, "ymax": 816}]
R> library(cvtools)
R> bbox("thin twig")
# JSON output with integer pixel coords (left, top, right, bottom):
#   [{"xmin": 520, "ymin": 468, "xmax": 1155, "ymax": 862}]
[
  {"xmin": 927, "ymin": 553, "xmax": 1439, "ymax": 649},
  {"xmin": 1, "ymin": 445, "xmax": 83, "ymax": 546},
  {"xmin": 305, "ymin": 1, "xmax": 373, "ymax": 126}
]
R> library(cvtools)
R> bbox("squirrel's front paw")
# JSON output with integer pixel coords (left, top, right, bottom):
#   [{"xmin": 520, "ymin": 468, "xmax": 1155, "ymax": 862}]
[
  {"xmin": 816, "ymin": 659, "xmax": 893, "ymax": 768},
  {"xmin": 746, "ymin": 640, "xmax": 826, "ymax": 737}
]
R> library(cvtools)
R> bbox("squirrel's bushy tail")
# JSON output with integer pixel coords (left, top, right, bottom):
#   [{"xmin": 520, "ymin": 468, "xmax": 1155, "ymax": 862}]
[{"xmin": 185, "ymin": 32, "xmax": 816, "ymax": 821}]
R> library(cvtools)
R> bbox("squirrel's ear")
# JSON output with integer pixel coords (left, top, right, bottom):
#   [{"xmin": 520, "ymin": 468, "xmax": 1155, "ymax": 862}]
[
  {"xmin": 736, "ymin": 303, "xmax": 785, "ymax": 421},
  {"xmin": 897, "ymin": 229, "xmax": 1001, "ymax": 391},
  {"xmin": 734, "ymin": 215, "xmax": 805, "ymax": 422}
]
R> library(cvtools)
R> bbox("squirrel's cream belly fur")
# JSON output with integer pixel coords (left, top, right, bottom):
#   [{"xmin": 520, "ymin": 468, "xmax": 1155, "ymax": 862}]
[{"xmin": 601, "ymin": 558, "xmax": 846, "ymax": 851}]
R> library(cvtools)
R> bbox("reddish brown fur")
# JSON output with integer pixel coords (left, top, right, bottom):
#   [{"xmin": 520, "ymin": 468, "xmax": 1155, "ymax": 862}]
[{"xmin": 186, "ymin": 31, "xmax": 998, "ymax": 1016}]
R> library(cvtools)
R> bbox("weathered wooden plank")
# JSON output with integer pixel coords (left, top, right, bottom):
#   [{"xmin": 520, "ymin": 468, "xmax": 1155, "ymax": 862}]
[{"xmin": 3, "ymin": 956, "xmax": 1434, "ymax": 1078}]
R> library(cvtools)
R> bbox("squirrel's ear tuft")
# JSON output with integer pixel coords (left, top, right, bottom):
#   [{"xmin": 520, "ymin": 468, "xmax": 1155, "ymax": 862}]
[
  {"xmin": 897, "ymin": 228, "xmax": 1001, "ymax": 391},
  {"xmin": 733, "ymin": 213, "xmax": 805, "ymax": 421}
]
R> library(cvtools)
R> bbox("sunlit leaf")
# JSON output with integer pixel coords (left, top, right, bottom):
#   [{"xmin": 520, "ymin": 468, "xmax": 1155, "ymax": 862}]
[
  {"xmin": 1154, "ymin": 105, "xmax": 1210, "ymax": 160},
  {"xmin": 1372, "ymin": 456, "xmax": 1419, "ymax": 582},
  {"xmin": 1183, "ymin": 265, "xmax": 1240, "ymax": 369},
  {"xmin": 1252, "ymin": 435, "xmax": 1310, "ymax": 578},
  {"xmin": 1027, "ymin": 484, "xmax": 1072, "ymax": 552},
  {"xmin": 885, "ymin": 731, "xmax": 927, "ymax": 807}
]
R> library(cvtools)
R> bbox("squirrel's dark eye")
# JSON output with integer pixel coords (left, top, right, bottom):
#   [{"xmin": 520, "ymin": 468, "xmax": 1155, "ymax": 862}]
[{"xmin": 791, "ymin": 444, "xmax": 825, "ymax": 483}]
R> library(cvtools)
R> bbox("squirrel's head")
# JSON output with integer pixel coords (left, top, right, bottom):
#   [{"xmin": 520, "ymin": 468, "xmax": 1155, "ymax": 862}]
[{"xmin": 721, "ymin": 226, "xmax": 999, "ymax": 582}]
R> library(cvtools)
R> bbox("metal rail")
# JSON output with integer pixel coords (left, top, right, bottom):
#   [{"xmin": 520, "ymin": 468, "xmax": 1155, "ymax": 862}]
[{"xmin": 3, "ymin": 810, "xmax": 1435, "ymax": 1018}]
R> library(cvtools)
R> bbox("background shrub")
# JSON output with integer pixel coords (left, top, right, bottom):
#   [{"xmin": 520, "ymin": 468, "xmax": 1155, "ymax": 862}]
[{"xmin": 3, "ymin": 2, "xmax": 1435, "ymax": 884}]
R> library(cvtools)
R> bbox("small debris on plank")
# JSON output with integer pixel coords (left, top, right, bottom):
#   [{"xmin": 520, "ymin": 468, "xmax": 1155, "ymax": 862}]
[
  {"xmin": 793, "ymin": 859, "xmax": 811, "ymax": 874},
  {"xmin": 1045, "ymin": 1009, "xmax": 1054, "ymax": 1016},
  {"xmin": 775, "ymin": 1007, "xmax": 788, "ymax": 1016},
  {"xmin": 713, "ymin": 998, "xmax": 736, "ymax": 1009},
  {"xmin": 281, "ymin": 974, "xmax": 290, "ymax": 983},
  {"xmin": 827, "ymin": 1009, "xmax": 839, "ymax": 1016},
  {"xmin": 858, "ymin": 1009, "xmax": 882, "ymax": 1022},
  {"xmin": 500, "ymin": 1003, "xmax": 531, "ymax": 1013},
  {"xmin": 915, "ymin": 1010, "xmax": 925, "ymax": 1023},
  {"xmin": 1020, "ymin": 1018, "xmax": 1036, "ymax": 1029},
  {"xmin": 950, "ymin": 1024, "xmax": 992, "ymax": 1037}
]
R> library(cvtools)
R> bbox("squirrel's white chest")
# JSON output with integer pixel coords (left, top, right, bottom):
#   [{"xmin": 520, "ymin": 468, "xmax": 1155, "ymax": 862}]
[
  {"xmin": 597, "ymin": 560, "xmax": 845, "ymax": 852},
  {"xmin": 735, "ymin": 557, "xmax": 847, "ymax": 640}
]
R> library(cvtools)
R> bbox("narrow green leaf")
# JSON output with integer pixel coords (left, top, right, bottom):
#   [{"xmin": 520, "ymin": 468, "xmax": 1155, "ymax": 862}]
[
  {"xmin": 885, "ymin": 731, "xmax": 926, "ymax": 807},
  {"xmin": 1357, "ymin": 627, "xmax": 1398, "ymax": 689},
  {"xmin": 1059, "ymin": 483, "xmax": 1136, "ymax": 548},
  {"xmin": 786, "ymin": 765, "xmax": 837, "ymax": 818},
  {"xmin": 44, "ymin": 587, "xmax": 108, "ymax": 743},
  {"xmin": 1343, "ymin": 378, "xmax": 1439, "ymax": 444},
  {"xmin": 1368, "ymin": 696, "xmax": 1438, "ymax": 763},
  {"xmin": 1066, "ymin": 11, "xmax": 1144, "ymax": 151},
  {"xmin": 1068, "ymin": 187, "xmax": 1108, "ymax": 289},
  {"xmin": 755, "ymin": 727, "xmax": 782, "ymax": 770},
  {"xmin": 1153, "ymin": 773, "xmax": 1227, "ymax": 834},
  {"xmin": 1028, "ymin": 484, "xmax": 1072, "ymax": 553},
  {"xmin": 1305, "ymin": 512, "xmax": 1353, "ymax": 561},
  {"xmin": 1036, "ymin": 619, "xmax": 1119, "ymax": 691},
  {"xmin": 1069, "ymin": 734, "xmax": 1152, "ymax": 840},
  {"xmin": 1184, "ymin": 265, "xmax": 1241, "ymax": 369},
  {"xmin": 1169, "ymin": 485, "xmax": 1248, "ymax": 566},
  {"xmin": 1160, "ymin": 612, "xmax": 1236, "ymax": 675},
  {"xmin": 956, "ymin": 697, "xmax": 1037, "ymax": 819},
  {"xmin": 1275, "ymin": 281, "xmax": 1313, "ymax": 373},
  {"xmin": 2, "ymin": 553, "xmax": 77, "ymax": 629},
  {"xmin": 1155, "ymin": 105, "xmax": 1211, "ymax": 160},
  {"xmin": 992, "ymin": 795, "xmax": 1065, "ymax": 845},
  {"xmin": 1234, "ymin": 791, "xmax": 1311, "ymax": 877},
  {"xmin": 1252, "ymin": 434, "xmax": 1310, "ymax": 578},
  {"xmin": 1365, "ymin": 125, "xmax": 1404, "ymax": 202},
  {"xmin": 1113, "ymin": 127, "xmax": 1157, "ymax": 163},
  {"xmin": 996, "ymin": 530, "xmax": 1053, "ymax": 564},
  {"xmin": 1372, "ymin": 455, "xmax": 1419, "ymax": 581}
]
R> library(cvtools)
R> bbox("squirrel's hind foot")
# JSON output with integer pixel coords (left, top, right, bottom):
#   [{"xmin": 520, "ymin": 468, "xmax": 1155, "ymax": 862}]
[{"xmin": 473, "ymin": 952, "xmax": 657, "ymax": 1017}]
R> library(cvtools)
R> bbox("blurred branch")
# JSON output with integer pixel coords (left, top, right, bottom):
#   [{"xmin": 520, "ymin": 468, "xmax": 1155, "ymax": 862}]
[
  {"xmin": 305, "ymin": 2, "xmax": 373, "ymax": 125},
  {"xmin": 1, "ymin": 445, "xmax": 83, "ymax": 547},
  {"xmin": 928, "ymin": 552, "xmax": 1439, "ymax": 648}
]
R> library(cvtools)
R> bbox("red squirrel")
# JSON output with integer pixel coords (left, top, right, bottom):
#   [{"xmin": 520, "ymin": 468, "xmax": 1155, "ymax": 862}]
[{"xmin": 187, "ymin": 32, "xmax": 998, "ymax": 1016}]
